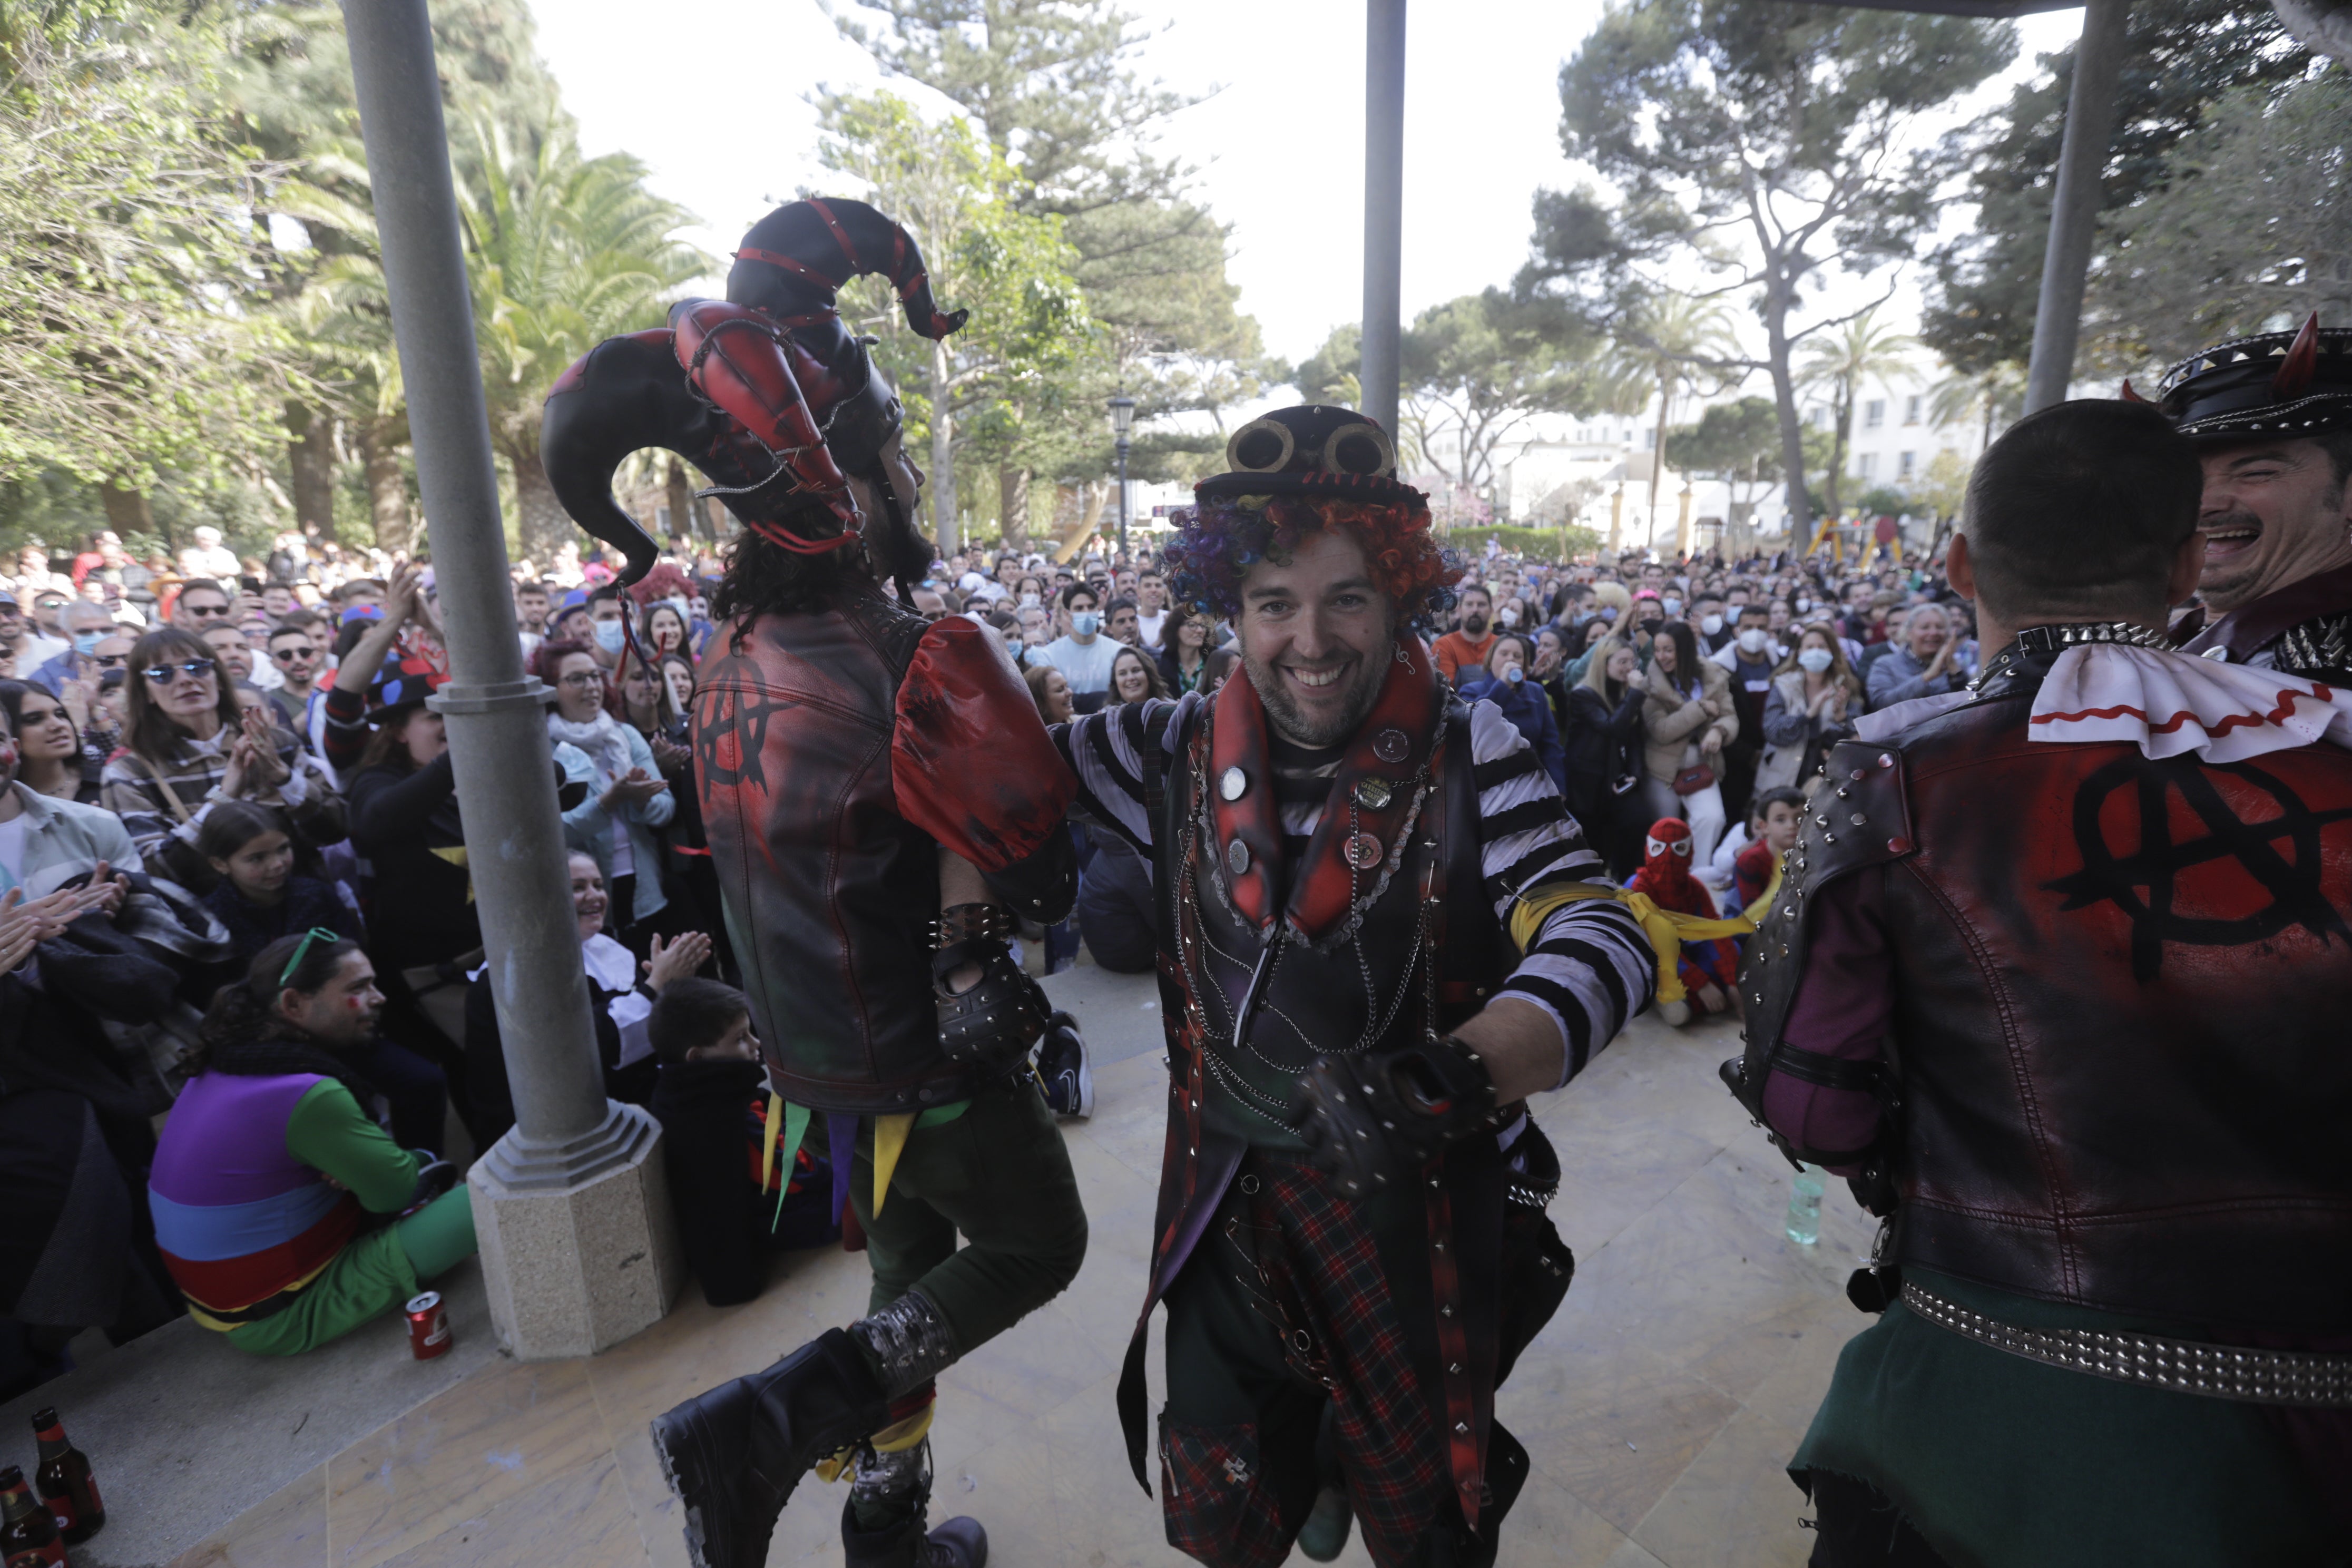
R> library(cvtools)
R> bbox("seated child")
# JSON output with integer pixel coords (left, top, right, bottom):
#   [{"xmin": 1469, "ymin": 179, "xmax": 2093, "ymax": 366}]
[
  {"xmin": 646, "ymin": 977, "xmax": 838, "ymax": 1308},
  {"xmin": 1627, "ymin": 818, "xmax": 1740, "ymax": 1023},
  {"xmin": 1734, "ymin": 788, "xmax": 1806, "ymax": 919}
]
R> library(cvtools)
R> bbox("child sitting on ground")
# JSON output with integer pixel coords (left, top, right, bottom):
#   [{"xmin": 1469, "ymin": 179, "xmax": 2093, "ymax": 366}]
[
  {"xmin": 647, "ymin": 977, "xmax": 837, "ymax": 1307},
  {"xmin": 1734, "ymin": 787, "xmax": 1807, "ymax": 919}
]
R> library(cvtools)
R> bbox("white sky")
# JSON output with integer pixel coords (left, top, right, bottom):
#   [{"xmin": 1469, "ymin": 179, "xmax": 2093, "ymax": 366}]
[{"xmin": 530, "ymin": 0, "xmax": 2089, "ymax": 374}]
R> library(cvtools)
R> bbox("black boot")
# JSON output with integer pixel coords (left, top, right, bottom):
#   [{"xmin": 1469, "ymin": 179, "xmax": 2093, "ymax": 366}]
[
  {"xmin": 840, "ymin": 1497, "xmax": 989, "ymax": 1568},
  {"xmin": 651, "ymin": 1327, "xmax": 889, "ymax": 1568}
]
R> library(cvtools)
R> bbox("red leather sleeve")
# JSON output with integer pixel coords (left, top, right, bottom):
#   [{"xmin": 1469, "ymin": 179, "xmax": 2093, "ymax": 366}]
[{"xmin": 894, "ymin": 616, "xmax": 1078, "ymax": 871}]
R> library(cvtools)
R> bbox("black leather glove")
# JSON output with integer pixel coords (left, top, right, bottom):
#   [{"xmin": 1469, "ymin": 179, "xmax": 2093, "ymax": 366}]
[
  {"xmin": 934, "ymin": 934, "xmax": 1050, "ymax": 1074},
  {"xmin": 1297, "ymin": 1034, "xmax": 1502, "ymax": 1198}
]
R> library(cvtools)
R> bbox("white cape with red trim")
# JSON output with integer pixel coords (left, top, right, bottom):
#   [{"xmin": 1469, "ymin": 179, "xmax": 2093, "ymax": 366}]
[{"xmin": 2029, "ymin": 643, "xmax": 2352, "ymax": 761}]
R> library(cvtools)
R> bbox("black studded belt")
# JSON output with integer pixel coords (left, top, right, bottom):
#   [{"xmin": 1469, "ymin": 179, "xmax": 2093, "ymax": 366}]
[{"xmin": 1901, "ymin": 1281, "xmax": 2352, "ymax": 1407}]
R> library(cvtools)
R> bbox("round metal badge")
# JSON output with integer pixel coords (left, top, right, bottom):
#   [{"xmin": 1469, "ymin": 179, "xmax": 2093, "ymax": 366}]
[
  {"xmin": 1219, "ymin": 766, "xmax": 1248, "ymax": 801},
  {"xmin": 1353, "ymin": 777, "xmax": 1393, "ymax": 811},
  {"xmin": 1344, "ymin": 832, "xmax": 1384, "ymax": 870},
  {"xmin": 1226, "ymin": 839, "xmax": 1251, "ymax": 875},
  {"xmin": 1373, "ymin": 728, "xmax": 1410, "ymax": 763}
]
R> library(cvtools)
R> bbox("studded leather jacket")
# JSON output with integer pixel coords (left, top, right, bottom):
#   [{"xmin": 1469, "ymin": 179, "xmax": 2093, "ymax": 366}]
[
  {"xmin": 692, "ymin": 592, "xmax": 1077, "ymax": 1115},
  {"xmin": 1730, "ymin": 642, "xmax": 2352, "ymax": 1331}
]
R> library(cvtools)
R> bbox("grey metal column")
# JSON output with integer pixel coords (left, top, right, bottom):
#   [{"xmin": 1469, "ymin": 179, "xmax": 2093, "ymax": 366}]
[
  {"xmin": 2023, "ymin": 0, "xmax": 2131, "ymax": 414},
  {"xmin": 1361, "ymin": 0, "xmax": 1406, "ymax": 433},
  {"xmin": 344, "ymin": 0, "xmax": 642, "ymax": 1188}
]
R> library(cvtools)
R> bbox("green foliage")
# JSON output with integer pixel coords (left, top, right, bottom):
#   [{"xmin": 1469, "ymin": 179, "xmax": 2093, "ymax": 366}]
[
  {"xmin": 1920, "ymin": 0, "xmax": 2309, "ymax": 374},
  {"xmin": 2089, "ymin": 71, "xmax": 2351, "ymax": 369},
  {"xmin": 1444, "ymin": 523, "xmax": 1604, "ymax": 561},
  {"xmin": 1854, "ymin": 486, "xmax": 1910, "ymax": 516},
  {"xmin": 1664, "ymin": 396, "xmax": 1782, "ymax": 484},
  {"xmin": 1521, "ymin": 0, "xmax": 2014, "ymax": 532},
  {"xmin": 1399, "ymin": 291, "xmax": 1608, "ymax": 491},
  {"xmin": 1910, "ymin": 448, "xmax": 1971, "ymax": 523},
  {"xmin": 0, "ymin": 3, "xmax": 292, "ymax": 488},
  {"xmin": 1796, "ymin": 308, "xmax": 1916, "ymax": 518}
]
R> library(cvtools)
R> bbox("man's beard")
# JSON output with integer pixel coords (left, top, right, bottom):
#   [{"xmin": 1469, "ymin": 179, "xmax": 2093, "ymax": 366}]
[
  {"xmin": 1242, "ymin": 640, "xmax": 1391, "ymax": 749},
  {"xmin": 1462, "ymin": 614, "xmax": 1488, "ymax": 635}
]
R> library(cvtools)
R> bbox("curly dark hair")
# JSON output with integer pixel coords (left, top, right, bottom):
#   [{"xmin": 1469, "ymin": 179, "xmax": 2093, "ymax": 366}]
[
  {"xmin": 1162, "ymin": 494, "xmax": 1462, "ymax": 635},
  {"xmin": 709, "ymin": 478, "xmax": 934, "ymax": 627}
]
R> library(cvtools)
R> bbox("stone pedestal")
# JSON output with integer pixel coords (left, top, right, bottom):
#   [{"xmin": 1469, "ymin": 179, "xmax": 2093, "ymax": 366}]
[{"xmin": 468, "ymin": 1103, "xmax": 685, "ymax": 1359}]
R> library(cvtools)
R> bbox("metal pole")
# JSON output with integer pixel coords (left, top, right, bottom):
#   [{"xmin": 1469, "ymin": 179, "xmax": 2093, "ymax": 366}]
[
  {"xmin": 1361, "ymin": 0, "xmax": 1406, "ymax": 433},
  {"xmin": 1116, "ymin": 437, "xmax": 1130, "ymax": 558},
  {"xmin": 2023, "ymin": 0, "xmax": 2131, "ymax": 415},
  {"xmin": 345, "ymin": 0, "xmax": 634, "ymax": 1187}
]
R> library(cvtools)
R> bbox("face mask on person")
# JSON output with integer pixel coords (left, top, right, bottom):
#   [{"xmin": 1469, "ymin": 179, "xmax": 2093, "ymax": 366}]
[
  {"xmin": 1737, "ymin": 628, "xmax": 1769, "ymax": 655},
  {"xmin": 1599, "ymin": 606, "xmax": 1618, "ymax": 623},
  {"xmin": 1795, "ymin": 597, "xmax": 1813, "ymax": 613},
  {"xmin": 1071, "ymin": 611, "xmax": 1102, "ymax": 638},
  {"xmin": 1797, "ymin": 647, "xmax": 1834, "ymax": 674},
  {"xmin": 664, "ymin": 596, "xmax": 691, "ymax": 623},
  {"xmin": 73, "ymin": 631, "xmax": 103, "ymax": 656},
  {"xmin": 1498, "ymin": 606, "xmax": 1521, "ymax": 628},
  {"xmin": 1019, "ymin": 592, "xmax": 1041, "ymax": 609},
  {"xmin": 1700, "ymin": 614, "xmax": 1723, "ymax": 637},
  {"xmin": 1663, "ymin": 597, "xmax": 1683, "ymax": 618},
  {"xmin": 592, "ymin": 620, "xmax": 626, "ymax": 653}
]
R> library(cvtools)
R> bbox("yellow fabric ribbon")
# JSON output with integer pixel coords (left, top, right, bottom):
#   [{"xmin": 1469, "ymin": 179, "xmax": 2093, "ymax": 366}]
[
  {"xmin": 1510, "ymin": 881, "xmax": 1757, "ymax": 1006},
  {"xmin": 815, "ymin": 1406, "xmax": 936, "ymax": 1483},
  {"xmin": 870, "ymin": 1112, "xmax": 916, "ymax": 1218}
]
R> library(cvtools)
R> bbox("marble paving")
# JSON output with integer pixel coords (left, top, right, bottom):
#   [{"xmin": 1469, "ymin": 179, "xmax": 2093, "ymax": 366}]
[{"xmin": 167, "ymin": 981, "xmax": 1877, "ymax": 1568}]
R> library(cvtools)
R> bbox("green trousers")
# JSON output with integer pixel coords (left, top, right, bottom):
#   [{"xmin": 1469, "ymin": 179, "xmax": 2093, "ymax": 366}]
[
  {"xmin": 227, "ymin": 1188, "xmax": 477, "ymax": 1357},
  {"xmin": 845, "ymin": 1077, "xmax": 1088, "ymax": 1350}
]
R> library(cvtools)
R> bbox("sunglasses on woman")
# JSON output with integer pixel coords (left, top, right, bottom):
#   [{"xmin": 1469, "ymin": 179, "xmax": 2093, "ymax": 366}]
[{"xmin": 141, "ymin": 658, "xmax": 216, "ymax": 683}]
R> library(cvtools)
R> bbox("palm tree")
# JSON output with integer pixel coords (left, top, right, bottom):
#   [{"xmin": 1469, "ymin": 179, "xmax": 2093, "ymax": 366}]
[
  {"xmin": 1603, "ymin": 293, "xmax": 1742, "ymax": 550},
  {"xmin": 1796, "ymin": 309, "xmax": 1917, "ymax": 523},
  {"xmin": 1928, "ymin": 363, "xmax": 2027, "ymax": 455},
  {"xmin": 456, "ymin": 116, "xmax": 708, "ymax": 565}
]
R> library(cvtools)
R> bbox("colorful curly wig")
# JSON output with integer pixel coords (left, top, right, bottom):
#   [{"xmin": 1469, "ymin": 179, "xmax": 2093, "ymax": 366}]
[{"xmin": 1163, "ymin": 493, "xmax": 1463, "ymax": 636}]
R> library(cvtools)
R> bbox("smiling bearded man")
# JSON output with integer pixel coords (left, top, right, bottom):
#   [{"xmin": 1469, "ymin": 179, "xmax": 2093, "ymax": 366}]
[
  {"xmin": 1050, "ymin": 406, "xmax": 1653, "ymax": 1568},
  {"xmin": 2162, "ymin": 315, "xmax": 2352, "ymax": 683}
]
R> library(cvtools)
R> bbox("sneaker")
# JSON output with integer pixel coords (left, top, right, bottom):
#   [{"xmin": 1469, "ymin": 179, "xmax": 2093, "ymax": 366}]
[{"xmin": 1038, "ymin": 1011, "xmax": 1093, "ymax": 1120}]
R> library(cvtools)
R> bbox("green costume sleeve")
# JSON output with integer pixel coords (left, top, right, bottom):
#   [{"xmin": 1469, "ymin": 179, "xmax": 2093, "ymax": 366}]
[{"xmin": 285, "ymin": 1080, "xmax": 421, "ymax": 1214}]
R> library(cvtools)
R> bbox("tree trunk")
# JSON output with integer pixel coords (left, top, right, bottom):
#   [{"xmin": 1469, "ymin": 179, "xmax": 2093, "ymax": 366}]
[
  {"xmin": 930, "ymin": 339, "xmax": 958, "ymax": 556},
  {"xmin": 999, "ymin": 466, "xmax": 1031, "ymax": 554},
  {"xmin": 1648, "ymin": 371, "xmax": 1673, "ymax": 551},
  {"xmin": 1823, "ymin": 381, "xmax": 1851, "ymax": 522},
  {"xmin": 1054, "ymin": 481, "xmax": 1108, "ymax": 561},
  {"xmin": 665, "ymin": 457, "xmax": 695, "ymax": 546},
  {"xmin": 99, "ymin": 482, "xmax": 152, "ymax": 535},
  {"xmin": 1763, "ymin": 276, "xmax": 1812, "ymax": 544},
  {"xmin": 358, "ymin": 420, "xmax": 415, "ymax": 556},
  {"xmin": 286, "ymin": 401, "xmax": 340, "ymax": 544},
  {"xmin": 513, "ymin": 453, "xmax": 572, "ymax": 572}
]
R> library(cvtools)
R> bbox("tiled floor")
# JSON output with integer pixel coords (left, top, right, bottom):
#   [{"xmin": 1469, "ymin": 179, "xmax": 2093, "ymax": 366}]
[{"xmin": 170, "ymin": 996, "xmax": 1878, "ymax": 1568}]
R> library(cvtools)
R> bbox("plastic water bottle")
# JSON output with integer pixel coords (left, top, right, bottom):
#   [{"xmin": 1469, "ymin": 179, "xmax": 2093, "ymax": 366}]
[{"xmin": 1785, "ymin": 1164, "xmax": 1825, "ymax": 1247}]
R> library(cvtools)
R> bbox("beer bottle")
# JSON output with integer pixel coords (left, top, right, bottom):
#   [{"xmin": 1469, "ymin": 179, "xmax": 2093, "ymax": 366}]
[
  {"xmin": 30, "ymin": 1408, "xmax": 102, "ymax": 1543},
  {"xmin": 0, "ymin": 1466, "xmax": 65, "ymax": 1568}
]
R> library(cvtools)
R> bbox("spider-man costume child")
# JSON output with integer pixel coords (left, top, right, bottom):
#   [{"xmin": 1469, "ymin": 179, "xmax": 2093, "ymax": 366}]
[{"xmin": 1627, "ymin": 819, "xmax": 1739, "ymax": 1014}]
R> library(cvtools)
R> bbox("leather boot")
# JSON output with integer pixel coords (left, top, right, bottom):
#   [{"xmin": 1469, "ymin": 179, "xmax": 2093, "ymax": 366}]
[
  {"xmin": 651, "ymin": 1327, "xmax": 889, "ymax": 1568},
  {"xmin": 840, "ymin": 1498, "xmax": 989, "ymax": 1568}
]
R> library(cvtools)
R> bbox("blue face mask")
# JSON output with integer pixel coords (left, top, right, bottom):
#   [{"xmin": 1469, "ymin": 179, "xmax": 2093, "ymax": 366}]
[
  {"xmin": 592, "ymin": 620, "xmax": 626, "ymax": 653},
  {"xmin": 72, "ymin": 631, "xmax": 102, "ymax": 656},
  {"xmin": 1070, "ymin": 611, "xmax": 1102, "ymax": 638}
]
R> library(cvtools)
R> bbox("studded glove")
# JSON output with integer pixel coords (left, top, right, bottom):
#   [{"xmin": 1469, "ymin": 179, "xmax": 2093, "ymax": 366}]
[
  {"xmin": 1297, "ymin": 1034, "xmax": 1501, "ymax": 1198},
  {"xmin": 933, "ymin": 933, "xmax": 1051, "ymax": 1073}
]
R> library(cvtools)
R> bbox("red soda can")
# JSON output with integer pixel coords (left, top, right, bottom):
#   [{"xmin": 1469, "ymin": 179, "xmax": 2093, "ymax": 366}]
[{"xmin": 405, "ymin": 1292, "xmax": 451, "ymax": 1360}]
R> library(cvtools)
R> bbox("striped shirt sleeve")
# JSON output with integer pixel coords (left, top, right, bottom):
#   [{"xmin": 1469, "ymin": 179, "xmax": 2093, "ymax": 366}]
[
  {"xmin": 1467, "ymin": 699, "xmax": 1654, "ymax": 1089},
  {"xmin": 1047, "ymin": 694, "xmax": 1197, "ymax": 854}
]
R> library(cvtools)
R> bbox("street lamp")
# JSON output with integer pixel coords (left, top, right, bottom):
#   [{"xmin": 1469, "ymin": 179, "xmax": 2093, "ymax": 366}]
[{"xmin": 1109, "ymin": 393, "xmax": 1136, "ymax": 558}]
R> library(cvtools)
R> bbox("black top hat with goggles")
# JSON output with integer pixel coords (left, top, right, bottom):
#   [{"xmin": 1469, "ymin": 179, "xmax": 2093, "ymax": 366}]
[
  {"xmin": 2138, "ymin": 313, "xmax": 2352, "ymax": 443},
  {"xmin": 1194, "ymin": 406, "xmax": 1424, "ymax": 508}
]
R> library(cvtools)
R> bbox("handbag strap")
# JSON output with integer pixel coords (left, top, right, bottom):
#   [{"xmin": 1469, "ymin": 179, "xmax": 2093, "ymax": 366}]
[{"xmin": 135, "ymin": 752, "xmax": 197, "ymax": 826}]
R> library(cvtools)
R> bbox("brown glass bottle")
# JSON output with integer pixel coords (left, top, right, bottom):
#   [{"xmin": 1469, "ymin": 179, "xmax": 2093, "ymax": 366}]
[
  {"xmin": 31, "ymin": 1407, "xmax": 102, "ymax": 1543},
  {"xmin": 0, "ymin": 1465, "xmax": 65, "ymax": 1568}
]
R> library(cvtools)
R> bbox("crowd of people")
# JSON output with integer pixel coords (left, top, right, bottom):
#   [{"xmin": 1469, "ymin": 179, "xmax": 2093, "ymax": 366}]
[
  {"xmin": 966, "ymin": 528, "xmax": 1973, "ymax": 1008},
  {"xmin": 0, "ymin": 525, "xmax": 815, "ymax": 1399}
]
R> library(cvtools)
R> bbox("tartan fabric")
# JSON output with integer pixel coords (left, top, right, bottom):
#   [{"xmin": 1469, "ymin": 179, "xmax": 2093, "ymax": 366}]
[
  {"xmin": 1233, "ymin": 1155, "xmax": 1447, "ymax": 1565},
  {"xmin": 1159, "ymin": 1420, "xmax": 1294, "ymax": 1568}
]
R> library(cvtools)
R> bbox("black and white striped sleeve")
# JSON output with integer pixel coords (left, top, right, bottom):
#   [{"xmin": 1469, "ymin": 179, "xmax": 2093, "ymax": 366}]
[
  {"xmin": 1467, "ymin": 699, "xmax": 1654, "ymax": 1089},
  {"xmin": 1047, "ymin": 694, "xmax": 1196, "ymax": 854}
]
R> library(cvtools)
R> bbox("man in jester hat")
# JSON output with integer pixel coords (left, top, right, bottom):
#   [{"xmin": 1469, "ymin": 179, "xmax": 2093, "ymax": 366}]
[{"xmin": 543, "ymin": 197, "xmax": 1087, "ymax": 1568}]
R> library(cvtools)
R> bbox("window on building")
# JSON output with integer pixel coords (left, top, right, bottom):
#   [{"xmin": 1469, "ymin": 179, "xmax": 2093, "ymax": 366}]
[
  {"xmin": 1815, "ymin": 407, "xmax": 1833, "ymax": 429},
  {"xmin": 1904, "ymin": 395, "xmax": 1922, "ymax": 426},
  {"xmin": 1898, "ymin": 450, "xmax": 1915, "ymax": 479},
  {"xmin": 1643, "ymin": 428, "xmax": 1656, "ymax": 449},
  {"xmin": 1857, "ymin": 453, "xmax": 1878, "ymax": 480},
  {"xmin": 1864, "ymin": 399, "xmax": 1886, "ymax": 429}
]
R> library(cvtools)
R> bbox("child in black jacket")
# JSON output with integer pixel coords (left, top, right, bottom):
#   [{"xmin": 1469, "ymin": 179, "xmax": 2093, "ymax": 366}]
[{"xmin": 646, "ymin": 978, "xmax": 837, "ymax": 1307}]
